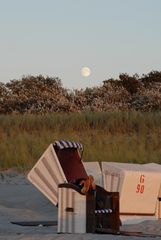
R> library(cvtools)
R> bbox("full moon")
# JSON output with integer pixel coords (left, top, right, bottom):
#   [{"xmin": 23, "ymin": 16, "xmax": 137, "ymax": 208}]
[{"xmin": 81, "ymin": 67, "xmax": 91, "ymax": 77}]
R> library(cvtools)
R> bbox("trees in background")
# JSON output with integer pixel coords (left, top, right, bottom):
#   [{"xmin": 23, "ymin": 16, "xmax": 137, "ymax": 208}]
[{"xmin": 0, "ymin": 71, "xmax": 161, "ymax": 114}]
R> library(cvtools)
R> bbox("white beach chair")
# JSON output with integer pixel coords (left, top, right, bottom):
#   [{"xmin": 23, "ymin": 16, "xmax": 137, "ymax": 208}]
[
  {"xmin": 28, "ymin": 140, "xmax": 120, "ymax": 233},
  {"xmin": 102, "ymin": 162, "xmax": 161, "ymax": 222}
]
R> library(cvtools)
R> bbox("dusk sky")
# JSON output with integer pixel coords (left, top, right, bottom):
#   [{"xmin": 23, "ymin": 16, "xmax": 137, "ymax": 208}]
[{"xmin": 0, "ymin": 0, "xmax": 161, "ymax": 89}]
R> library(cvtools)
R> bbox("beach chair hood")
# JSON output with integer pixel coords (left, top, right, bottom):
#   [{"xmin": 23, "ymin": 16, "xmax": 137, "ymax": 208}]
[{"xmin": 27, "ymin": 140, "xmax": 85, "ymax": 206}]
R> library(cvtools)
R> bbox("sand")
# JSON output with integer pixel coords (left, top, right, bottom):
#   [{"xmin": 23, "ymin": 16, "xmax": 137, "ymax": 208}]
[{"xmin": 1, "ymin": 169, "xmax": 161, "ymax": 240}]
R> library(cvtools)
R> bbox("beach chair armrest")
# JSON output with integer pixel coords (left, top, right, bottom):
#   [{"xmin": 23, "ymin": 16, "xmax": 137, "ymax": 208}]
[{"xmin": 58, "ymin": 183, "xmax": 85, "ymax": 195}]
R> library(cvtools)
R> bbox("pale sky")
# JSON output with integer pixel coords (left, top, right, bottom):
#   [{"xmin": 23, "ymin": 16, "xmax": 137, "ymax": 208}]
[{"xmin": 0, "ymin": 0, "xmax": 161, "ymax": 89}]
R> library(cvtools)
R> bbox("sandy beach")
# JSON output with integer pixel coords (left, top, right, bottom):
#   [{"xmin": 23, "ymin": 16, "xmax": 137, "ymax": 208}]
[{"xmin": 1, "ymin": 169, "xmax": 161, "ymax": 240}]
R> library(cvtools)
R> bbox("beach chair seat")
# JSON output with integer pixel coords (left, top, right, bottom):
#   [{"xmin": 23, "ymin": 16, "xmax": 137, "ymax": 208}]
[{"xmin": 28, "ymin": 140, "xmax": 120, "ymax": 233}]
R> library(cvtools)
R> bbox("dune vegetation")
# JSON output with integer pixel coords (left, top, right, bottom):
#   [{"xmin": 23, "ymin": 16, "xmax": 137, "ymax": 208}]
[
  {"xmin": 0, "ymin": 71, "xmax": 161, "ymax": 114},
  {"xmin": 0, "ymin": 111, "xmax": 161, "ymax": 171},
  {"xmin": 1, "ymin": 71, "xmax": 161, "ymax": 170}
]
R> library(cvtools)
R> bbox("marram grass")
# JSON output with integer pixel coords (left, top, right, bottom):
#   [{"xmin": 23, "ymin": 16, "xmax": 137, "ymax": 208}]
[{"xmin": 0, "ymin": 111, "xmax": 161, "ymax": 171}]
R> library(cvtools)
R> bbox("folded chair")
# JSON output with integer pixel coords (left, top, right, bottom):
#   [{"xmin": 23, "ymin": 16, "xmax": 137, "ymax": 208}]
[{"xmin": 27, "ymin": 140, "xmax": 120, "ymax": 233}]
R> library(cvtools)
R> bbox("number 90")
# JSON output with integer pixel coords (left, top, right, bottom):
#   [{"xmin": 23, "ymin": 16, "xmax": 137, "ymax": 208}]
[{"xmin": 136, "ymin": 184, "xmax": 144, "ymax": 193}]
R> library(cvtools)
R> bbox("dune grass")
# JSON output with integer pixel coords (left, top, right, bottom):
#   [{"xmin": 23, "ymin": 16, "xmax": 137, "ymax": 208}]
[{"xmin": 0, "ymin": 111, "xmax": 161, "ymax": 171}]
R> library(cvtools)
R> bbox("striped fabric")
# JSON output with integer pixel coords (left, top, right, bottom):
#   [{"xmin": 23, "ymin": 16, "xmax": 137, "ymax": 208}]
[
  {"xmin": 95, "ymin": 209, "xmax": 113, "ymax": 214},
  {"xmin": 54, "ymin": 140, "xmax": 83, "ymax": 151}
]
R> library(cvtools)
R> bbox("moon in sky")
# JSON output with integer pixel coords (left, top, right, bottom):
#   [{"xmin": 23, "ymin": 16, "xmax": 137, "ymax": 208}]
[{"xmin": 81, "ymin": 67, "xmax": 91, "ymax": 77}]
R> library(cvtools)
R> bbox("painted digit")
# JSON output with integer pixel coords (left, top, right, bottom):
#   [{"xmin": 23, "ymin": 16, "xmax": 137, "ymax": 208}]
[
  {"xmin": 140, "ymin": 185, "xmax": 144, "ymax": 193},
  {"xmin": 136, "ymin": 184, "xmax": 140, "ymax": 193},
  {"xmin": 140, "ymin": 174, "xmax": 145, "ymax": 183}
]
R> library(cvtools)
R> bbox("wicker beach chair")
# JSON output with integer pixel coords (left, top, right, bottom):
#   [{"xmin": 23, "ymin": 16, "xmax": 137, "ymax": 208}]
[{"xmin": 27, "ymin": 140, "xmax": 120, "ymax": 233}]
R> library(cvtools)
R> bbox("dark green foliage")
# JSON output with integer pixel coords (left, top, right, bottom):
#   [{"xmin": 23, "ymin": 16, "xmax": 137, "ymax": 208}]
[
  {"xmin": 119, "ymin": 73, "xmax": 140, "ymax": 95},
  {"xmin": 141, "ymin": 71, "xmax": 161, "ymax": 86}
]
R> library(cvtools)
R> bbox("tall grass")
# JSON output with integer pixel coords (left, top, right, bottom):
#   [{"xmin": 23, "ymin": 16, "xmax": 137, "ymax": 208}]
[{"xmin": 0, "ymin": 111, "xmax": 161, "ymax": 171}]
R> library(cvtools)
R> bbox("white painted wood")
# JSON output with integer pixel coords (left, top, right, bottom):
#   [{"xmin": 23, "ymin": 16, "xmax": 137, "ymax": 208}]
[
  {"xmin": 58, "ymin": 187, "xmax": 86, "ymax": 233},
  {"xmin": 27, "ymin": 144, "xmax": 67, "ymax": 206},
  {"xmin": 143, "ymin": 163, "xmax": 161, "ymax": 218},
  {"xmin": 83, "ymin": 161, "xmax": 103, "ymax": 187},
  {"xmin": 102, "ymin": 162, "xmax": 161, "ymax": 216}
]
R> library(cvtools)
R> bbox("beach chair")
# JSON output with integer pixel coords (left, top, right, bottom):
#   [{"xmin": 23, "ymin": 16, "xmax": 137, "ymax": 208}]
[
  {"xmin": 27, "ymin": 140, "xmax": 120, "ymax": 233},
  {"xmin": 102, "ymin": 162, "xmax": 161, "ymax": 223}
]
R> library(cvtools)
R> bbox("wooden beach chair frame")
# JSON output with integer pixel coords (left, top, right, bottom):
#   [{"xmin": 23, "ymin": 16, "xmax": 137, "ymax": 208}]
[{"xmin": 27, "ymin": 140, "xmax": 120, "ymax": 233}]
